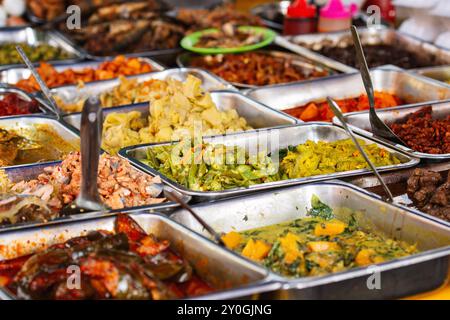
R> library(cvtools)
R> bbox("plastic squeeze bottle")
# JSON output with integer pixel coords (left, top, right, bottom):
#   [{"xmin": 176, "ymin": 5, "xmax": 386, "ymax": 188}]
[
  {"xmin": 318, "ymin": 0, "xmax": 357, "ymax": 33},
  {"xmin": 283, "ymin": 0, "xmax": 318, "ymax": 35}
]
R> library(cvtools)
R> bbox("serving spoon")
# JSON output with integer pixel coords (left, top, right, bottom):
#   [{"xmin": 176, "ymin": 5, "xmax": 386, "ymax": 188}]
[
  {"xmin": 327, "ymin": 97, "xmax": 394, "ymax": 202},
  {"xmin": 350, "ymin": 26, "xmax": 406, "ymax": 146},
  {"xmin": 60, "ymin": 96, "xmax": 108, "ymax": 215},
  {"xmin": 164, "ymin": 188, "xmax": 226, "ymax": 247},
  {"xmin": 16, "ymin": 45, "xmax": 62, "ymax": 119}
]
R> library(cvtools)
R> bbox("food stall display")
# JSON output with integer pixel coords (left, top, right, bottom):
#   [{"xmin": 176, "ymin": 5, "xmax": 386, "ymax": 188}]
[{"xmin": 0, "ymin": 1, "xmax": 448, "ymax": 301}]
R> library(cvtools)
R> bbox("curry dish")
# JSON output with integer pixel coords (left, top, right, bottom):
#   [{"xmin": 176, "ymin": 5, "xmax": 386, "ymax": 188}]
[{"xmin": 222, "ymin": 196, "xmax": 418, "ymax": 277}]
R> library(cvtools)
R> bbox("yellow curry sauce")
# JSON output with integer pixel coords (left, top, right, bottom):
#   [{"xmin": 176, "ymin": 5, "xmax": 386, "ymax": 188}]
[{"xmin": 222, "ymin": 196, "xmax": 418, "ymax": 278}]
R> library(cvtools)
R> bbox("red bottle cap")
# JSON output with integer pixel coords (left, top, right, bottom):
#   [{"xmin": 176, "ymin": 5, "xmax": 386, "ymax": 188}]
[{"xmin": 287, "ymin": 0, "xmax": 317, "ymax": 18}]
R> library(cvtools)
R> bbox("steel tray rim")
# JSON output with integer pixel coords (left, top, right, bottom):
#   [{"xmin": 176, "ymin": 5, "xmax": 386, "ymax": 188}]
[{"xmin": 118, "ymin": 123, "xmax": 420, "ymax": 201}]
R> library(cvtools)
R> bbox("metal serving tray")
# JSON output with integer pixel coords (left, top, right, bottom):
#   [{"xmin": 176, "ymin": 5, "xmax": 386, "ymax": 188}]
[
  {"xmin": 62, "ymin": 90, "xmax": 298, "ymax": 132},
  {"xmin": 50, "ymin": 68, "xmax": 237, "ymax": 114},
  {"xmin": 119, "ymin": 123, "xmax": 419, "ymax": 202},
  {"xmin": 0, "ymin": 160, "xmax": 191, "ymax": 232},
  {"xmin": 0, "ymin": 115, "xmax": 79, "ymax": 169},
  {"xmin": 176, "ymin": 50, "xmax": 337, "ymax": 89},
  {"xmin": 246, "ymin": 67, "xmax": 450, "ymax": 115},
  {"xmin": 0, "ymin": 213, "xmax": 277, "ymax": 300},
  {"xmin": 346, "ymin": 161, "xmax": 450, "ymax": 227},
  {"xmin": 333, "ymin": 100, "xmax": 450, "ymax": 160},
  {"xmin": 0, "ymin": 55, "xmax": 165, "ymax": 90},
  {"xmin": 413, "ymin": 65, "xmax": 450, "ymax": 87},
  {"xmin": 276, "ymin": 27, "xmax": 450, "ymax": 73},
  {"xmin": 0, "ymin": 85, "xmax": 49, "ymax": 116},
  {"xmin": 171, "ymin": 181, "xmax": 450, "ymax": 299},
  {"xmin": 0, "ymin": 27, "xmax": 85, "ymax": 69}
]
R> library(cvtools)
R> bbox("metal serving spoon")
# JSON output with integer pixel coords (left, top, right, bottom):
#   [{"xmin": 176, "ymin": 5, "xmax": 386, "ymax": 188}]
[
  {"xmin": 16, "ymin": 46, "xmax": 62, "ymax": 119},
  {"xmin": 350, "ymin": 26, "xmax": 406, "ymax": 146},
  {"xmin": 60, "ymin": 96, "xmax": 108, "ymax": 215},
  {"xmin": 327, "ymin": 97, "xmax": 394, "ymax": 202},
  {"xmin": 164, "ymin": 188, "xmax": 225, "ymax": 247}
]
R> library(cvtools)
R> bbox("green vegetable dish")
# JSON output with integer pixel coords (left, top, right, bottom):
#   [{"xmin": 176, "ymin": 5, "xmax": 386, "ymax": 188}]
[
  {"xmin": 221, "ymin": 196, "xmax": 418, "ymax": 278},
  {"xmin": 141, "ymin": 138, "xmax": 403, "ymax": 191},
  {"xmin": 0, "ymin": 43, "xmax": 72, "ymax": 65}
]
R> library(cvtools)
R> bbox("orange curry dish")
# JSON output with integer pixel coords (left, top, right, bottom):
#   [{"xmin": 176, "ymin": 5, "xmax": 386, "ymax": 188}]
[
  {"xmin": 15, "ymin": 55, "xmax": 154, "ymax": 93},
  {"xmin": 284, "ymin": 92, "xmax": 404, "ymax": 122}
]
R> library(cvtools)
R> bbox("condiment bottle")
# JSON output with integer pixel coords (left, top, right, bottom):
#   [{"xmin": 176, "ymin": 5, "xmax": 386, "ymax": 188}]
[
  {"xmin": 318, "ymin": 0, "xmax": 357, "ymax": 33},
  {"xmin": 283, "ymin": 0, "xmax": 318, "ymax": 35}
]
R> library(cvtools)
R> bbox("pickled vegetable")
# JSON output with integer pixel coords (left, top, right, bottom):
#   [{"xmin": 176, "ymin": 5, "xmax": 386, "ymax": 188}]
[{"xmin": 0, "ymin": 43, "xmax": 72, "ymax": 65}]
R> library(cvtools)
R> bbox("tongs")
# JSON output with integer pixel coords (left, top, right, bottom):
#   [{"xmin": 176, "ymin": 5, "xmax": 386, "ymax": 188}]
[
  {"xmin": 61, "ymin": 97, "xmax": 108, "ymax": 215},
  {"xmin": 327, "ymin": 97, "xmax": 394, "ymax": 202},
  {"xmin": 15, "ymin": 46, "xmax": 62, "ymax": 119},
  {"xmin": 350, "ymin": 26, "xmax": 406, "ymax": 147}
]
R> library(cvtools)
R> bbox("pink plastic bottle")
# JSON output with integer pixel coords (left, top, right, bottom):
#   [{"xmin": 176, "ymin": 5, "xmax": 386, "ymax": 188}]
[{"xmin": 318, "ymin": 0, "xmax": 357, "ymax": 33}]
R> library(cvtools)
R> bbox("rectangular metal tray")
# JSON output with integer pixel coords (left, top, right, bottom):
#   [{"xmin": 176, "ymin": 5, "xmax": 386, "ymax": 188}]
[
  {"xmin": 176, "ymin": 50, "xmax": 339, "ymax": 89},
  {"xmin": 0, "ymin": 55, "xmax": 165, "ymax": 89},
  {"xmin": 413, "ymin": 65, "xmax": 450, "ymax": 87},
  {"xmin": 346, "ymin": 161, "xmax": 450, "ymax": 227},
  {"xmin": 119, "ymin": 123, "xmax": 419, "ymax": 202},
  {"xmin": 50, "ymin": 68, "xmax": 237, "ymax": 114},
  {"xmin": 171, "ymin": 181, "xmax": 450, "ymax": 299},
  {"xmin": 333, "ymin": 100, "xmax": 450, "ymax": 160},
  {"xmin": 246, "ymin": 67, "xmax": 450, "ymax": 115},
  {"xmin": 0, "ymin": 27, "xmax": 85, "ymax": 69},
  {"xmin": 277, "ymin": 27, "xmax": 450, "ymax": 72},
  {"xmin": 62, "ymin": 90, "xmax": 298, "ymax": 132},
  {"xmin": 0, "ymin": 160, "xmax": 191, "ymax": 233},
  {"xmin": 0, "ymin": 85, "xmax": 49, "ymax": 116},
  {"xmin": 0, "ymin": 115, "xmax": 80, "ymax": 169},
  {"xmin": 0, "ymin": 213, "xmax": 276, "ymax": 300}
]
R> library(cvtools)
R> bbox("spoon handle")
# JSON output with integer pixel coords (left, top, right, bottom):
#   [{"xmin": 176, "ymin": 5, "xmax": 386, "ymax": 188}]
[
  {"xmin": 327, "ymin": 97, "xmax": 394, "ymax": 202},
  {"xmin": 350, "ymin": 26, "xmax": 375, "ymax": 110},
  {"xmin": 78, "ymin": 97, "xmax": 103, "ymax": 206},
  {"xmin": 15, "ymin": 45, "xmax": 61, "ymax": 118},
  {"xmin": 164, "ymin": 189, "xmax": 225, "ymax": 247}
]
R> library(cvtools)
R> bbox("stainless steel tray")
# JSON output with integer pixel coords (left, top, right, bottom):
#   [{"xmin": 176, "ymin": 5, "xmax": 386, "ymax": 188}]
[
  {"xmin": 333, "ymin": 100, "xmax": 450, "ymax": 160},
  {"xmin": 246, "ymin": 67, "xmax": 450, "ymax": 116},
  {"xmin": 0, "ymin": 115, "xmax": 80, "ymax": 169},
  {"xmin": 62, "ymin": 90, "xmax": 298, "ymax": 132},
  {"xmin": 0, "ymin": 27, "xmax": 85, "ymax": 69},
  {"xmin": 0, "ymin": 160, "xmax": 191, "ymax": 232},
  {"xmin": 176, "ymin": 50, "xmax": 337, "ymax": 89},
  {"xmin": 0, "ymin": 85, "xmax": 49, "ymax": 116},
  {"xmin": 276, "ymin": 27, "xmax": 450, "ymax": 72},
  {"xmin": 171, "ymin": 181, "xmax": 450, "ymax": 299},
  {"xmin": 0, "ymin": 55, "xmax": 165, "ymax": 90},
  {"xmin": 413, "ymin": 65, "xmax": 450, "ymax": 87},
  {"xmin": 0, "ymin": 213, "xmax": 277, "ymax": 300},
  {"xmin": 50, "ymin": 68, "xmax": 237, "ymax": 114},
  {"xmin": 346, "ymin": 161, "xmax": 450, "ymax": 227},
  {"xmin": 119, "ymin": 123, "xmax": 419, "ymax": 202}
]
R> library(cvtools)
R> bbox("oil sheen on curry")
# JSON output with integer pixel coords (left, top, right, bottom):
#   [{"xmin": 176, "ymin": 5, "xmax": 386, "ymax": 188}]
[
  {"xmin": 222, "ymin": 196, "xmax": 418, "ymax": 278},
  {"xmin": 0, "ymin": 124, "xmax": 78, "ymax": 167}
]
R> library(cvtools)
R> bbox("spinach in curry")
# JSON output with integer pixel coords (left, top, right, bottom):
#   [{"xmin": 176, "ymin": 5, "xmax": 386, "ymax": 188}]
[{"xmin": 222, "ymin": 196, "xmax": 418, "ymax": 277}]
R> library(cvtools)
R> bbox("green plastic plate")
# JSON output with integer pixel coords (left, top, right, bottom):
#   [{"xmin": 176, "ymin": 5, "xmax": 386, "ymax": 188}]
[{"xmin": 180, "ymin": 26, "xmax": 277, "ymax": 54}]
